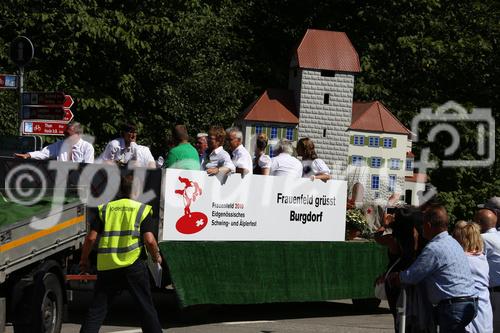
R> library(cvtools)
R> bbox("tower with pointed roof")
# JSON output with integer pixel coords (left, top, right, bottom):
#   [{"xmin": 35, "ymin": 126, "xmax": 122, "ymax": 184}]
[{"xmin": 289, "ymin": 29, "xmax": 361, "ymax": 180}]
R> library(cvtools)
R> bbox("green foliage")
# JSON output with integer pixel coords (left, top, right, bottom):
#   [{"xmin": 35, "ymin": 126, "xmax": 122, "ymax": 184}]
[{"xmin": 0, "ymin": 0, "xmax": 497, "ymax": 218}]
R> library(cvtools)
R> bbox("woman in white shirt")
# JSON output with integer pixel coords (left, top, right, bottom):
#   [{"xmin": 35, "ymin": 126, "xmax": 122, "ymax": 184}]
[
  {"xmin": 296, "ymin": 138, "xmax": 331, "ymax": 181},
  {"xmin": 253, "ymin": 133, "xmax": 271, "ymax": 175}
]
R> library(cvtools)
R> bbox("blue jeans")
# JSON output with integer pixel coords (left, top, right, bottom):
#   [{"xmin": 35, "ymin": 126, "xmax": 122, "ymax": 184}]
[{"xmin": 436, "ymin": 299, "xmax": 478, "ymax": 333}]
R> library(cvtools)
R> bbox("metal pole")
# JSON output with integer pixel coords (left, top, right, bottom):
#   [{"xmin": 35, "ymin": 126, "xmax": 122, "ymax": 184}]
[
  {"xmin": 398, "ymin": 288, "xmax": 407, "ymax": 333},
  {"xmin": 18, "ymin": 66, "xmax": 24, "ymax": 136}
]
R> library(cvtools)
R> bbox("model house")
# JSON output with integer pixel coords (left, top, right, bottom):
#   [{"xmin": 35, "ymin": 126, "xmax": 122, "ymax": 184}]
[
  {"xmin": 347, "ymin": 101, "xmax": 425, "ymax": 204},
  {"xmin": 238, "ymin": 29, "xmax": 425, "ymax": 204}
]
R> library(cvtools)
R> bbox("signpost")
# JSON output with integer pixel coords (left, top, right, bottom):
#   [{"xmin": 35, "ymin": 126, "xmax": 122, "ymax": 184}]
[
  {"xmin": 10, "ymin": 36, "xmax": 35, "ymax": 136},
  {"xmin": 22, "ymin": 121, "xmax": 68, "ymax": 136},
  {"xmin": 20, "ymin": 93, "xmax": 75, "ymax": 135},
  {"xmin": 21, "ymin": 93, "xmax": 74, "ymax": 122}
]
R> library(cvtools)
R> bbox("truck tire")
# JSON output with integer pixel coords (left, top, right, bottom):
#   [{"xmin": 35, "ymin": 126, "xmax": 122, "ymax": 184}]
[{"xmin": 13, "ymin": 272, "xmax": 63, "ymax": 333}]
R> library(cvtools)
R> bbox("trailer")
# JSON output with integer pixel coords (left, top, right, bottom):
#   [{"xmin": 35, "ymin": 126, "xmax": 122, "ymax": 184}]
[
  {"xmin": 0, "ymin": 193, "xmax": 86, "ymax": 333},
  {"xmin": 0, "ymin": 157, "xmax": 387, "ymax": 332}
]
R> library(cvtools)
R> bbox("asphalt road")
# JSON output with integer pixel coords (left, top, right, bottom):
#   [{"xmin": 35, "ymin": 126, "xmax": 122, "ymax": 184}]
[{"xmin": 5, "ymin": 291, "xmax": 395, "ymax": 332}]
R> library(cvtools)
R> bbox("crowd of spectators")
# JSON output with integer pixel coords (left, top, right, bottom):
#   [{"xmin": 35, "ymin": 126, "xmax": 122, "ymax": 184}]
[{"xmin": 375, "ymin": 196, "xmax": 500, "ymax": 333}]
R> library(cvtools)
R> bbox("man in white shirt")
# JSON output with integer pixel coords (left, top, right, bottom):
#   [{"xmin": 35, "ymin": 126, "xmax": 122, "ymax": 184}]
[
  {"xmin": 226, "ymin": 127, "xmax": 252, "ymax": 175},
  {"xmin": 476, "ymin": 206, "xmax": 500, "ymax": 332},
  {"xmin": 202, "ymin": 126, "xmax": 235, "ymax": 175},
  {"xmin": 98, "ymin": 123, "xmax": 137, "ymax": 165},
  {"xmin": 270, "ymin": 139, "xmax": 302, "ymax": 178},
  {"xmin": 97, "ymin": 123, "xmax": 155, "ymax": 168},
  {"xmin": 14, "ymin": 122, "xmax": 94, "ymax": 163}
]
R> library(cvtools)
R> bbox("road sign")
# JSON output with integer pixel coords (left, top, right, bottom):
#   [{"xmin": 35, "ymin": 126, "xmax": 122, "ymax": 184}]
[
  {"xmin": 22, "ymin": 121, "xmax": 68, "ymax": 136},
  {"xmin": 21, "ymin": 93, "xmax": 75, "ymax": 122},
  {"xmin": 10, "ymin": 36, "xmax": 34, "ymax": 67},
  {"xmin": 22, "ymin": 92, "xmax": 66, "ymax": 106},
  {"xmin": 0, "ymin": 74, "xmax": 18, "ymax": 89}
]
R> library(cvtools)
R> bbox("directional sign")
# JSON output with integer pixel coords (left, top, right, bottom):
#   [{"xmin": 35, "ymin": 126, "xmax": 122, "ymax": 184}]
[
  {"xmin": 10, "ymin": 36, "xmax": 34, "ymax": 67},
  {"xmin": 21, "ymin": 93, "xmax": 75, "ymax": 122},
  {"xmin": 22, "ymin": 121, "xmax": 67, "ymax": 136},
  {"xmin": 22, "ymin": 92, "xmax": 66, "ymax": 106},
  {"xmin": 0, "ymin": 74, "xmax": 18, "ymax": 89}
]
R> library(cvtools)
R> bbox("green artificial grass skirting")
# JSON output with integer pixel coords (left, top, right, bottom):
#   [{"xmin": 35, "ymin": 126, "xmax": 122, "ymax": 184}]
[
  {"xmin": 159, "ymin": 241, "xmax": 388, "ymax": 307},
  {"xmin": 0, "ymin": 196, "xmax": 80, "ymax": 228}
]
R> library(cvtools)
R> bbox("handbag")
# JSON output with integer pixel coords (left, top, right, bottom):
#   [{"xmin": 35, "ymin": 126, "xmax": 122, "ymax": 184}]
[{"xmin": 374, "ymin": 258, "xmax": 401, "ymax": 300}]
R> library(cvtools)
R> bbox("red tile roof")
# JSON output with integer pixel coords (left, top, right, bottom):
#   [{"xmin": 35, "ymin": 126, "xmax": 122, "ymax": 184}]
[
  {"xmin": 350, "ymin": 101, "xmax": 411, "ymax": 135},
  {"xmin": 241, "ymin": 89, "xmax": 299, "ymax": 124},
  {"xmin": 295, "ymin": 29, "xmax": 361, "ymax": 73},
  {"xmin": 405, "ymin": 173, "xmax": 427, "ymax": 183}
]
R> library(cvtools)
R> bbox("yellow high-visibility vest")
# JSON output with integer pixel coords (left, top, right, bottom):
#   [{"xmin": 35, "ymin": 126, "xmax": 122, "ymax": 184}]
[{"xmin": 97, "ymin": 198, "xmax": 152, "ymax": 271}]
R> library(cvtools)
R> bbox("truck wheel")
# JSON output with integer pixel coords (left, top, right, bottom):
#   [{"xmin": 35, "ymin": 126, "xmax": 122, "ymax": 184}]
[
  {"xmin": 39, "ymin": 273, "xmax": 63, "ymax": 333},
  {"xmin": 13, "ymin": 272, "xmax": 63, "ymax": 333}
]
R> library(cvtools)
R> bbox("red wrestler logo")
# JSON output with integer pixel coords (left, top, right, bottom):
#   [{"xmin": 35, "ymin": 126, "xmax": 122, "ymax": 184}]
[{"xmin": 174, "ymin": 176, "xmax": 208, "ymax": 234}]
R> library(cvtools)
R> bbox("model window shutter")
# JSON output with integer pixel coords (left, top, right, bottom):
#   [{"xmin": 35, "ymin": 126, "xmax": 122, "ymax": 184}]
[
  {"xmin": 392, "ymin": 138, "xmax": 397, "ymax": 148},
  {"xmin": 368, "ymin": 157, "xmax": 372, "ymax": 166},
  {"xmin": 293, "ymin": 128, "xmax": 298, "ymax": 141},
  {"xmin": 378, "ymin": 137, "xmax": 383, "ymax": 147},
  {"xmin": 364, "ymin": 136, "xmax": 369, "ymax": 146},
  {"xmin": 381, "ymin": 158, "xmax": 386, "ymax": 167},
  {"xmin": 251, "ymin": 125, "xmax": 255, "ymax": 135},
  {"xmin": 350, "ymin": 136, "xmax": 354, "ymax": 144},
  {"xmin": 349, "ymin": 156, "xmax": 353, "ymax": 164},
  {"xmin": 279, "ymin": 127, "xmax": 284, "ymax": 139}
]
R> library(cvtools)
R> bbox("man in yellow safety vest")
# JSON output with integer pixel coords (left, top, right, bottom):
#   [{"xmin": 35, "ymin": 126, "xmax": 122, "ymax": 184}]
[{"xmin": 79, "ymin": 175, "xmax": 163, "ymax": 333}]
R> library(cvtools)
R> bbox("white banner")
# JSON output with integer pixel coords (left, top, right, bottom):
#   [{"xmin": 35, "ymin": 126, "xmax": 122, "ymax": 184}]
[{"xmin": 162, "ymin": 169, "xmax": 347, "ymax": 241}]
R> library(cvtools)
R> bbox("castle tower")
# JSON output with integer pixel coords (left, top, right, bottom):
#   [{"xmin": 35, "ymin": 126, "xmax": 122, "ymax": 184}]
[{"xmin": 289, "ymin": 29, "xmax": 361, "ymax": 180}]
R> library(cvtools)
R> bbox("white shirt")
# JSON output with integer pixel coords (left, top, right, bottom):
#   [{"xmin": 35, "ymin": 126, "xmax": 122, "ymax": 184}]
[
  {"xmin": 203, "ymin": 146, "xmax": 235, "ymax": 172},
  {"xmin": 257, "ymin": 154, "xmax": 271, "ymax": 169},
  {"xmin": 98, "ymin": 138, "xmax": 136, "ymax": 164},
  {"xmin": 270, "ymin": 153, "xmax": 302, "ymax": 178},
  {"xmin": 301, "ymin": 159, "xmax": 330, "ymax": 178},
  {"xmin": 231, "ymin": 144, "xmax": 253, "ymax": 174},
  {"xmin": 482, "ymin": 228, "xmax": 500, "ymax": 287},
  {"xmin": 29, "ymin": 137, "xmax": 94, "ymax": 163},
  {"xmin": 133, "ymin": 145, "xmax": 156, "ymax": 168}
]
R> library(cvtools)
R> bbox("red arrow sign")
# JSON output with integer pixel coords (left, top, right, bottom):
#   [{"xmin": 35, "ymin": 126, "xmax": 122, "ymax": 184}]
[
  {"xmin": 22, "ymin": 121, "xmax": 68, "ymax": 136},
  {"xmin": 63, "ymin": 95, "xmax": 74, "ymax": 108},
  {"xmin": 63, "ymin": 108, "xmax": 74, "ymax": 122},
  {"xmin": 22, "ymin": 92, "xmax": 66, "ymax": 105}
]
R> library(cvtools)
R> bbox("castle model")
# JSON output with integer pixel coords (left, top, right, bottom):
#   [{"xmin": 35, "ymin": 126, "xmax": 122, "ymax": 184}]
[{"xmin": 238, "ymin": 29, "xmax": 426, "ymax": 206}]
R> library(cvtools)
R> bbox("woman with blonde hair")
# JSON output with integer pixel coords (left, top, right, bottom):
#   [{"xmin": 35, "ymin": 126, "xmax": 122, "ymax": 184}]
[
  {"xmin": 253, "ymin": 132, "xmax": 271, "ymax": 175},
  {"xmin": 453, "ymin": 222, "xmax": 493, "ymax": 333},
  {"xmin": 296, "ymin": 137, "xmax": 331, "ymax": 181}
]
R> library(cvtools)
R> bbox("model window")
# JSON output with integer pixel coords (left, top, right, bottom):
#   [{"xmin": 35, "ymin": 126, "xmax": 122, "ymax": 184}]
[
  {"xmin": 371, "ymin": 157, "xmax": 382, "ymax": 168},
  {"xmin": 353, "ymin": 135, "xmax": 364, "ymax": 146},
  {"xmin": 369, "ymin": 136, "xmax": 380, "ymax": 147},
  {"xmin": 388, "ymin": 175, "xmax": 397, "ymax": 192},
  {"xmin": 255, "ymin": 125, "xmax": 263, "ymax": 134},
  {"xmin": 270, "ymin": 127, "xmax": 278, "ymax": 139},
  {"xmin": 269, "ymin": 145, "xmax": 275, "ymax": 158},
  {"xmin": 383, "ymin": 138, "xmax": 393, "ymax": 148},
  {"xmin": 390, "ymin": 159, "xmax": 400, "ymax": 170},
  {"xmin": 323, "ymin": 94, "xmax": 330, "ymax": 104},
  {"xmin": 371, "ymin": 175, "xmax": 380, "ymax": 190},
  {"xmin": 286, "ymin": 127, "xmax": 293, "ymax": 140},
  {"xmin": 352, "ymin": 156, "xmax": 363, "ymax": 166},
  {"xmin": 406, "ymin": 159, "xmax": 414, "ymax": 171}
]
